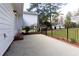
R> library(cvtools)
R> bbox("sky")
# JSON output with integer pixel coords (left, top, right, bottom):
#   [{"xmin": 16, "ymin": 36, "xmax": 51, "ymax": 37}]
[
  {"xmin": 23, "ymin": 2, "xmax": 79, "ymax": 26},
  {"xmin": 60, "ymin": 3, "xmax": 79, "ymax": 16},
  {"xmin": 24, "ymin": 3, "xmax": 30, "ymax": 11}
]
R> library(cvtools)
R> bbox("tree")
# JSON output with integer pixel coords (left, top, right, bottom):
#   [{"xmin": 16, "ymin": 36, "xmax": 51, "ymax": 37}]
[
  {"xmin": 22, "ymin": 26, "xmax": 30, "ymax": 33},
  {"xmin": 65, "ymin": 12, "xmax": 72, "ymax": 40},
  {"xmin": 65, "ymin": 12, "xmax": 72, "ymax": 28},
  {"xmin": 27, "ymin": 3, "xmax": 65, "ymax": 34},
  {"xmin": 74, "ymin": 8, "xmax": 79, "ymax": 16},
  {"xmin": 43, "ymin": 21, "xmax": 52, "ymax": 29}
]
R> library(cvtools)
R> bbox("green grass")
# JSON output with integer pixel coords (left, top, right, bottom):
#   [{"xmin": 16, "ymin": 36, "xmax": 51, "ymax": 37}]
[{"xmin": 47, "ymin": 28, "xmax": 79, "ymax": 42}]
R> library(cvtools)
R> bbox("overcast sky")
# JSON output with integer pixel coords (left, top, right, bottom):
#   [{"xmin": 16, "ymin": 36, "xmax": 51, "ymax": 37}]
[{"xmin": 24, "ymin": 2, "xmax": 79, "ymax": 15}]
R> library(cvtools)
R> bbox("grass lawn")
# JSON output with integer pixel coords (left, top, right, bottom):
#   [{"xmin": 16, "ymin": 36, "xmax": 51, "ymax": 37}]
[{"xmin": 47, "ymin": 28, "xmax": 79, "ymax": 42}]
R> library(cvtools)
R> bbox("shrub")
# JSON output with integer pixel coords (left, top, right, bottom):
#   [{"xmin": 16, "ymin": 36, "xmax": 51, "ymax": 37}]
[
  {"xmin": 70, "ymin": 38, "xmax": 77, "ymax": 43},
  {"xmin": 22, "ymin": 26, "xmax": 30, "ymax": 33}
]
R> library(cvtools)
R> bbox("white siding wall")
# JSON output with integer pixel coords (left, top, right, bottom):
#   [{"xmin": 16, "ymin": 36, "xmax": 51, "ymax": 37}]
[
  {"xmin": 0, "ymin": 3, "xmax": 16, "ymax": 55},
  {"xmin": 15, "ymin": 16, "xmax": 23, "ymax": 33},
  {"xmin": 23, "ymin": 14, "xmax": 38, "ymax": 26}
]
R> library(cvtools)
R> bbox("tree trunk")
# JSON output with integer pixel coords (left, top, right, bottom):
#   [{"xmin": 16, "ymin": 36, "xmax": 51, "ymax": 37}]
[{"xmin": 50, "ymin": 3, "xmax": 53, "ymax": 36}]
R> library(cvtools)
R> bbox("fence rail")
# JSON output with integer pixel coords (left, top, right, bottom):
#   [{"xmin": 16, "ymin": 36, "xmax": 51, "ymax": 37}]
[{"xmin": 47, "ymin": 28, "xmax": 79, "ymax": 43}]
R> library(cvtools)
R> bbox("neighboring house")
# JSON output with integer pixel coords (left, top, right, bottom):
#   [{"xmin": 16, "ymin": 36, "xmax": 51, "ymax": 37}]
[
  {"xmin": 23, "ymin": 11, "xmax": 38, "ymax": 27},
  {"xmin": 0, "ymin": 3, "xmax": 24, "ymax": 55},
  {"xmin": 52, "ymin": 14, "xmax": 65, "ymax": 29},
  {"xmin": 52, "ymin": 24, "xmax": 64, "ymax": 29}
]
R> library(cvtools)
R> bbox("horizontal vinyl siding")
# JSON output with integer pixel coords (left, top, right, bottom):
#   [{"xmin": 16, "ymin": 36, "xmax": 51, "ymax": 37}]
[
  {"xmin": 0, "ymin": 4, "xmax": 15, "ymax": 25},
  {"xmin": 0, "ymin": 3, "xmax": 15, "ymax": 55},
  {"xmin": 23, "ymin": 14, "xmax": 38, "ymax": 26}
]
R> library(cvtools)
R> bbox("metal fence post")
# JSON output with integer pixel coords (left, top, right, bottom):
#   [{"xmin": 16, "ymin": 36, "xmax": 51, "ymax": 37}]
[{"xmin": 67, "ymin": 27, "xmax": 69, "ymax": 41}]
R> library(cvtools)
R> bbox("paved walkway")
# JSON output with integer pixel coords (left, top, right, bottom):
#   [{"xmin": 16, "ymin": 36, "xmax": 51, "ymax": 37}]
[{"xmin": 4, "ymin": 34, "xmax": 79, "ymax": 56}]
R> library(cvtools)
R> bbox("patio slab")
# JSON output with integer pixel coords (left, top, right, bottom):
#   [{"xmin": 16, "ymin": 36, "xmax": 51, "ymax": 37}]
[{"xmin": 4, "ymin": 34, "xmax": 79, "ymax": 56}]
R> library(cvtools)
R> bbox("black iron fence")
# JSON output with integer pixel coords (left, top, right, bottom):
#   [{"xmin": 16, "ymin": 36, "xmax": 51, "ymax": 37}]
[{"xmin": 47, "ymin": 27, "xmax": 79, "ymax": 43}]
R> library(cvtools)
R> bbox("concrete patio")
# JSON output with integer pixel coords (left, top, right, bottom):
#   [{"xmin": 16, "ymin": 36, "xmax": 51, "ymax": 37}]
[{"xmin": 4, "ymin": 34, "xmax": 79, "ymax": 56}]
